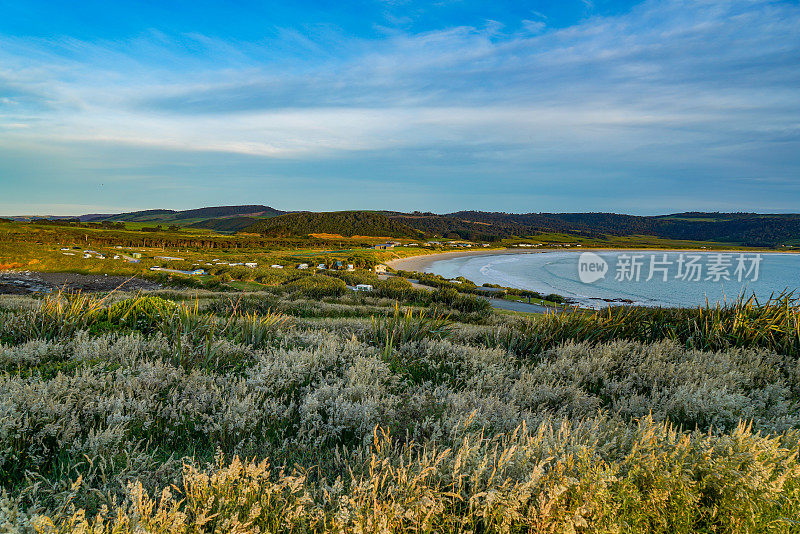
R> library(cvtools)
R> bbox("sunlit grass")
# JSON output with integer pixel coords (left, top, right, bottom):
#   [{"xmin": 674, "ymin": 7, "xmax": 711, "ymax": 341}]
[
  {"xmin": 487, "ymin": 291, "xmax": 800, "ymax": 358},
  {"xmin": 31, "ymin": 417, "xmax": 800, "ymax": 534}
]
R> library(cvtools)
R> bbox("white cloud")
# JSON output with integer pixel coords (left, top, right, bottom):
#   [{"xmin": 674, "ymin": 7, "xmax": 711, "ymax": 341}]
[{"xmin": 0, "ymin": 0, "xmax": 798, "ymax": 212}]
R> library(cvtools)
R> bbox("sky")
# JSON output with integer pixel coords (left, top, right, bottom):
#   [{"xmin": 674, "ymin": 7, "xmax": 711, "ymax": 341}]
[{"xmin": 0, "ymin": 0, "xmax": 798, "ymax": 215}]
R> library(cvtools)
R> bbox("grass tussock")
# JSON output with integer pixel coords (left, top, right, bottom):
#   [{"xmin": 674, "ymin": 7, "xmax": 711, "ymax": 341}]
[
  {"xmin": 5, "ymin": 290, "xmax": 107, "ymax": 342},
  {"xmin": 488, "ymin": 292, "xmax": 800, "ymax": 358},
  {"xmin": 370, "ymin": 304, "xmax": 454, "ymax": 347}
]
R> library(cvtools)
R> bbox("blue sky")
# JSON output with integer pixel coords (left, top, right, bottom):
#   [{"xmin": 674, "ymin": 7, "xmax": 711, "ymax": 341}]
[{"xmin": 0, "ymin": 0, "xmax": 798, "ymax": 215}]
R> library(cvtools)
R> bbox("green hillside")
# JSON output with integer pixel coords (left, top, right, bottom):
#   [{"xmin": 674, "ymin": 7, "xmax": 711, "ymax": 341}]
[
  {"xmin": 93, "ymin": 205, "xmax": 283, "ymax": 226},
  {"xmin": 245, "ymin": 211, "xmax": 424, "ymax": 238},
  {"xmin": 188, "ymin": 216, "xmax": 260, "ymax": 233},
  {"xmin": 173, "ymin": 205, "xmax": 282, "ymax": 220},
  {"xmin": 392, "ymin": 211, "xmax": 800, "ymax": 247},
  {"xmin": 67, "ymin": 205, "xmax": 800, "ymax": 246},
  {"xmin": 94, "ymin": 209, "xmax": 176, "ymax": 222}
]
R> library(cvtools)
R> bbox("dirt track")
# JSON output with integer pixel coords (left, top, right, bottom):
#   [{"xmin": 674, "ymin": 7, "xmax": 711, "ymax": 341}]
[{"xmin": 0, "ymin": 271, "xmax": 161, "ymax": 294}]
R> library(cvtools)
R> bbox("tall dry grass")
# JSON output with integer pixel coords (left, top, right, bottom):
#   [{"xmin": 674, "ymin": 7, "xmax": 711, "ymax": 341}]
[{"xmin": 30, "ymin": 417, "xmax": 800, "ymax": 534}]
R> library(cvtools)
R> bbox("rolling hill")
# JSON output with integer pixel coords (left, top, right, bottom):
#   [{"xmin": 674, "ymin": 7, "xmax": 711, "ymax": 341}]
[
  {"xmin": 245, "ymin": 210, "xmax": 800, "ymax": 246},
  {"xmin": 188, "ymin": 216, "xmax": 264, "ymax": 233},
  {"xmin": 84, "ymin": 205, "xmax": 284, "ymax": 231},
  {"xmin": 245, "ymin": 211, "xmax": 425, "ymax": 238},
  {"xmin": 62, "ymin": 205, "xmax": 800, "ymax": 246},
  {"xmin": 173, "ymin": 205, "xmax": 283, "ymax": 220},
  {"xmin": 87, "ymin": 205, "xmax": 283, "ymax": 223}
]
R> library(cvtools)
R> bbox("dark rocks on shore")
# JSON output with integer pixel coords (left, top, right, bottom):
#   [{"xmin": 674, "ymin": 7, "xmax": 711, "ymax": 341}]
[
  {"xmin": 590, "ymin": 297, "xmax": 635, "ymax": 304},
  {"xmin": 0, "ymin": 271, "xmax": 161, "ymax": 294}
]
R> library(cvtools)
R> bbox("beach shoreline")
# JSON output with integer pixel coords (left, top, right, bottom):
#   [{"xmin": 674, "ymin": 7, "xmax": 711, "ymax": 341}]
[
  {"xmin": 386, "ymin": 247, "xmax": 798, "ymax": 309},
  {"xmin": 383, "ymin": 246, "xmax": 787, "ymax": 274},
  {"xmin": 384, "ymin": 248, "xmax": 529, "ymax": 272}
]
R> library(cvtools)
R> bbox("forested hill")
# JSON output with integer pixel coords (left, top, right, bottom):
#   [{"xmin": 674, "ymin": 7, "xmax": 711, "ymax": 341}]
[
  {"xmin": 651, "ymin": 213, "xmax": 800, "ymax": 246},
  {"xmin": 244, "ymin": 211, "xmax": 425, "ymax": 238},
  {"xmin": 173, "ymin": 205, "xmax": 283, "ymax": 219},
  {"xmin": 188, "ymin": 216, "xmax": 266, "ymax": 233},
  {"xmin": 90, "ymin": 209, "xmax": 175, "ymax": 222},
  {"xmin": 68, "ymin": 206, "xmax": 800, "ymax": 246},
  {"xmin": 88, "ymin": 205, "xmax": 283, "ymax": 223},
  {"xmin": 444, "ymin": 212, "xmax": 800, "ymax": 246},
  {"xmin": 246, "ymin": 210, "xmax": 800, "ymax": 246}
]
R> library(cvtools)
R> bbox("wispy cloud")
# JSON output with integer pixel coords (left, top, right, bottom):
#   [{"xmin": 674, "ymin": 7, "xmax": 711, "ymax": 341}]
[{"xmin": 0, "ymin": 0, "xmax": 798, "ymax": 213}]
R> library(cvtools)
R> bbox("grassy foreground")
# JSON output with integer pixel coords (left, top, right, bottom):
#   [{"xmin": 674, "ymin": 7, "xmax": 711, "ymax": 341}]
[{"xmin": 1, "ymin": 290, "xmax": 800, "ymax": 532}]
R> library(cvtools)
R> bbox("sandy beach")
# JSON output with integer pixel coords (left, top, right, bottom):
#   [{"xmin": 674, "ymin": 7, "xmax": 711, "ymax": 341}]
[
  {"xmin": 384, "ymin": 245, "xmax": 789, "ymax": 274},
  {"xmin": 384, "ymin": 248, "xmax": 540, "ymax": 272}
]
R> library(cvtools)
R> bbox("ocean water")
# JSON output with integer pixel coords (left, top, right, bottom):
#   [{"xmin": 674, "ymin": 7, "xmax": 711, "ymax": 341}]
[{"xmin": 424, "ymin": 250, "xmax": 800, "ymax": 308}]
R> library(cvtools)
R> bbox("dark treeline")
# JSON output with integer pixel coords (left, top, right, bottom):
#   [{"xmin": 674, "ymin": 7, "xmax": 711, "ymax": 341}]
[
  {"xmin": 29, "ymin": 219, "xmax": 127, "ymax": 230},
  {"xmin": 188, "ymin": 216, "xmax": 266, "ymax": 233},
  {"xmin": 399, "ymin": 211, "xmax": 800, "ymax": 246},
  {"xmin": 173, "ymin": 205, "xmax": 282, "ymax": 220},
  {"xmin": 542, "ymin": 212, "xmax": 800, "ymax": 246},
  {"xmin": 246, "ymin": 211, "xmax": 426, "ymax": 239},
  {"xmin": 449, "ymin": 211, "xmax": 800, "ymax": 246}
]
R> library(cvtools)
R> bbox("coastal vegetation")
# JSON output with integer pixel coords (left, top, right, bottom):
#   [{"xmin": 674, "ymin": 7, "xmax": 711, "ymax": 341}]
[
  {"xmin": 1, "ymin": 286, "xmax": 800, "ymax": 531},
  {"xmin": 2, "ymin": 211, "xmax": 800, "ymax": 531}
]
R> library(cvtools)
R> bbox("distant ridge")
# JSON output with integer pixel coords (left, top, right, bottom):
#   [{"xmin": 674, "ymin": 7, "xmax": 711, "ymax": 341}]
[
  {"xmin": 78, "ymin": 213, "xmax": 115, "ymax": 222},
  {"xmin": 5, "ymin": 215, "xmax": 81, "ymax": 222},
  {"xmin": 173, "ymin": 205, "xmax": 283, "ymax": 220},
  {"xmin": 245, "ymin": 210, "xmax": 800, "ymax": 246},
  {"xmin": 8, "ymin": 206, "xmax": 800, "ymax": 247},
  {"xmin": 87, "ymin": 205, "xmax": 284, "ymax": 225},
  {"xmin": 85, "ymin": 209, "xmax": 176, "ymax": 222}
]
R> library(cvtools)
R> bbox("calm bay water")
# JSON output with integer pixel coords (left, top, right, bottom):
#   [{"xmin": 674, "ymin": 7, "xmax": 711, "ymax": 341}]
[{"xmin": 424, "ymin": 250, "xmax": 800, "ymax": 308}]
